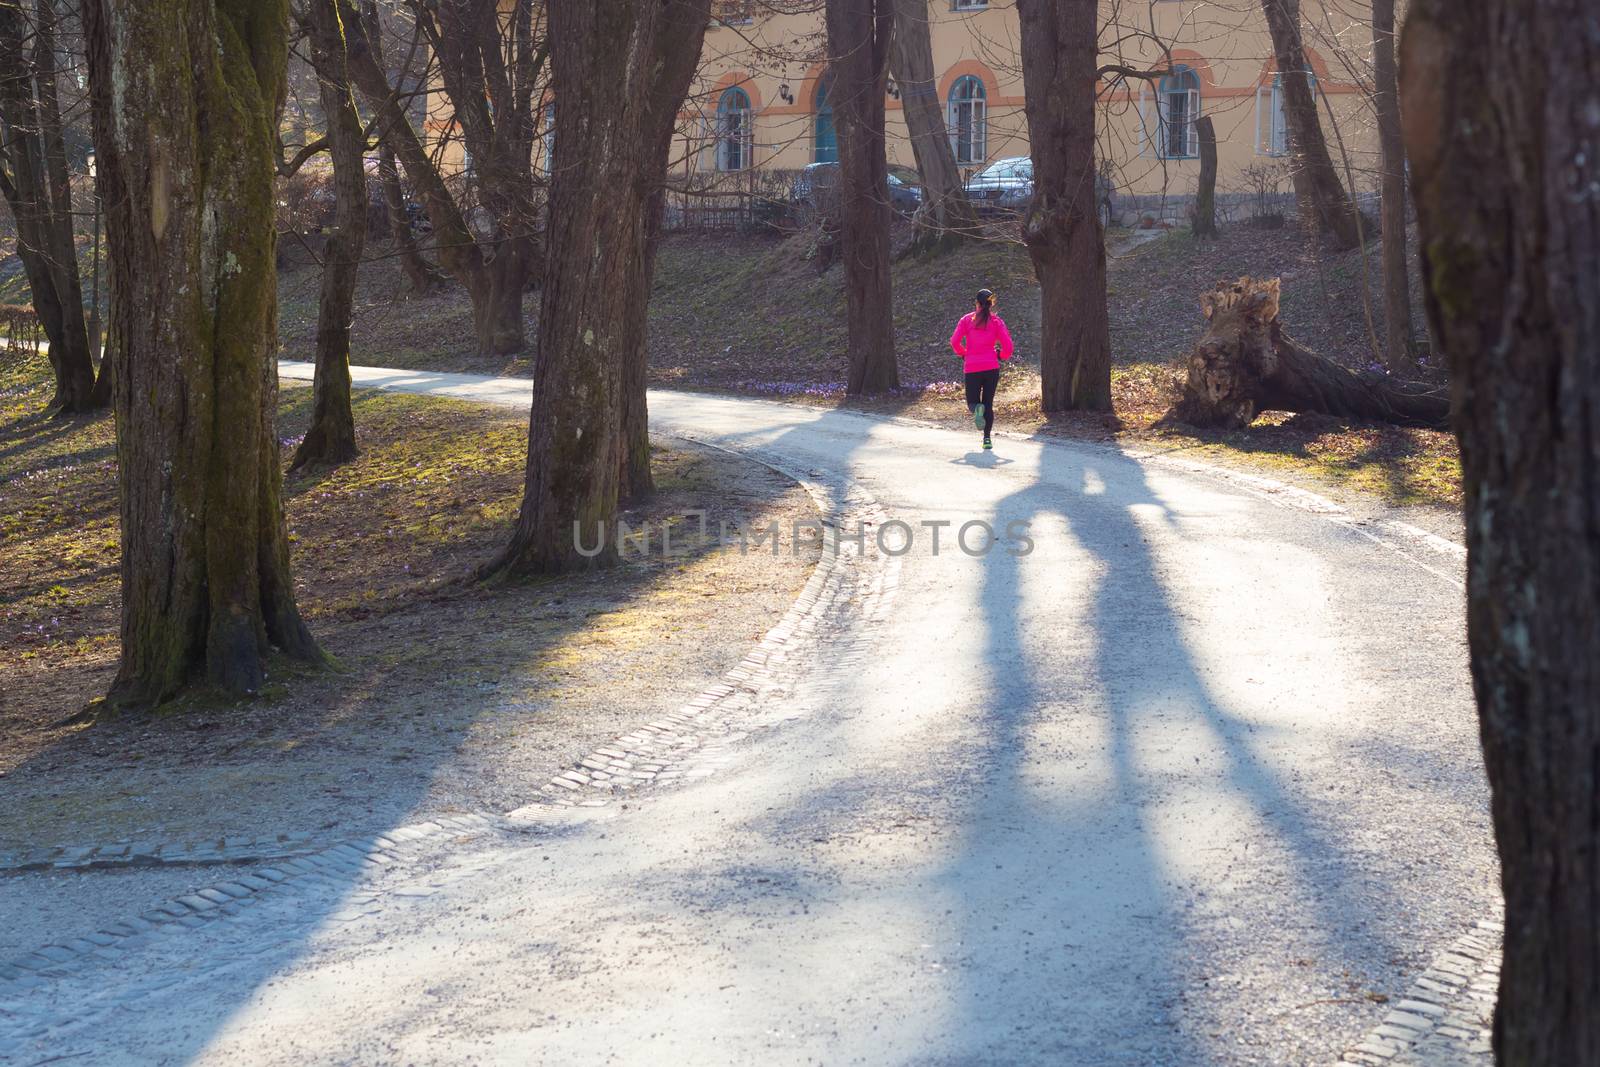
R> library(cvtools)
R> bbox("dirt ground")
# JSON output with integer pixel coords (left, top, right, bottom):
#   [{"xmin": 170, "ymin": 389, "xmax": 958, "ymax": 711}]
[
  {"xmin": 281, "ymin": 220, "xmax": 1459, "ymax": 508},
  {"xmin": 1, "ymin": 361, "xmax": 820, "ymax": 852}
]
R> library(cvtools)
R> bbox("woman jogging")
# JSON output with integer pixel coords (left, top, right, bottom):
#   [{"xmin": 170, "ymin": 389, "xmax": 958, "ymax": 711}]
[{"xmin": 949, "ymin": 288, "xmax": 1014, "ymax": 450}]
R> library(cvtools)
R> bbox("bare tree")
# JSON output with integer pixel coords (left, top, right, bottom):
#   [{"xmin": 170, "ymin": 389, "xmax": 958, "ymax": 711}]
[
  {"xmin": 485, "ymin": 0, "xmax": 710, "ymax": 576},
  {"xmin": 1016, "ymin": 0, "xmax": 1111, "ymax": 412},
  {"xmin": 1260, "ymin": 0, "xmax": 1360, "ymax": 249},
  {"xmin": 825, "ymin": 0, "xmax": 897, "ymax": 396},
  {"xmin": 888, "ymin": 0, "xmax": 977, "ymax": 253},
  {"xmin": 83, "ymin": 0, "xmax": 322, "ymax": 707},
  {"xmin": 1370, "ymin": 0, "xmax": 1414, "ymax": 368},
  {"xmin": 363, "ymin": 0, "xmax": 443, "ymax": 297},
  {"xmin": 413, "ymin": 0, "xmax": 547, "ymax": 354},
  {"xmin": 1403, "ymin": 0, "xmax": 1600, "ymax": 1061},
  {"xmin": 0, "ymin": 0, "xmax": 99, "ymax": 414},
  {"xmin": 289, "ymin": 0, "xmax": 370, "ymax": 472},
  {"xmin": 339, "ymin": 0, "xmax": 545, "ymax": 356}
]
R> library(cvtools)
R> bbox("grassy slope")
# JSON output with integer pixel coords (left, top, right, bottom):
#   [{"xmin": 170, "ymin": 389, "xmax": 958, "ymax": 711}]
[{"xmin": 276, "ymin": 220, "xmax": 1459, "ymax": 508}]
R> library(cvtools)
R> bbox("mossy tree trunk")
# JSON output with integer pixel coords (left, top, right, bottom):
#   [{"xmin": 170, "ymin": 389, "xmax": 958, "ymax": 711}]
[
  {"xmin": 826, "ymin": 0, "xmax": 898, "ymax": 396},
  {"xmin": 1016, "ymin": 0, "xmax": 1112, "ymax": 413},
  {"xmin": 0, "ymin": 0, "xmax": 99, "ymax": 415},
  {"xmin": 84, "ymin": 0, "xmax": 322, "ymax": 708},
  {"xmin": 485, "ymin": 0, "xmax": 708, "ymax": 577},
  {"xmin": 888, "ymin": 0, "xmax": 978, "ymax": 254},
  {"xmin": 291, "ymin": 0, "xmax": 368, "ymax": 473},
  {"xmin": 1404, "ymin": 2, "xmax": 1600, "ymax": 1061},
  {"xmin": 1260, "ymin": 0, "xmax": 1361, "ymax": 250}
]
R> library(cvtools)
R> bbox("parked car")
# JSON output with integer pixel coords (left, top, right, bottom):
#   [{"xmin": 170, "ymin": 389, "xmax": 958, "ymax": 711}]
[
  {"xmin": 790, "ymin": 161, "xmax": 922, "ymax": 224},
  {"xmin": 963, "ymin": 155, "xmax": 1116, "ymax": 225},
  {"xmin": 964, "ymin": 156, "xmax": 1034, "ymax": 216}
]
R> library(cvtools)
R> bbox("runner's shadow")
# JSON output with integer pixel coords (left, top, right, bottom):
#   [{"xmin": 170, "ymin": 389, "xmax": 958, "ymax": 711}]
[{"xmin": 950, "ymin": 451, "xmax": 1014, "ymax": 468}]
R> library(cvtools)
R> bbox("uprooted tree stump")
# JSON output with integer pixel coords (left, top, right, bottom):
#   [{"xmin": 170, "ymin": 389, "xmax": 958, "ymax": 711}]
[{"xmin": 1161, "ymin": 277, "xmax": 1451, "ymax": 430}]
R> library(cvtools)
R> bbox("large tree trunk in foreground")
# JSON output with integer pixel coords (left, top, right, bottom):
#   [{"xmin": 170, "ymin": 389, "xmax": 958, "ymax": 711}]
[
  {"xmin": 827, "ymin": 0, "xmax": 898, "ymax": 396},
  {"xmin": 888, "ymin": 0, "xmax": 977, "ymax": 255},
  {"xmin": 1017, "ymin": 0, "xmax": 1111, "ymax": 413},
  {"xmin": 1193, "ymin": 116, "xmax": 1218, "ymax": 238},
  {"xmin": 1260, "ymin": 0, "xmax": 1361, "ymax": 250},
  {"xmin": 0, "ymin": 0, "xmax": 98, "ymax": 414},
  {"xmin": 1163, "ymin": 277, "xmax": 1449, "ymax": 429},
  {"xmin": 292, "ymin": 0, "xmax": 369, "ymax": 473},
  {"xmin": 1372, "ymin": 0, "xmax": 1415, "ymax": 369},
  {"xmin": 1404, "ymin": 2, "xmax": 1600, "ymax": 1061},
  {"xmin": 485, "ymin": 0, "xmax": 708, "ymax": 577},
  {"xmin": 84, "ymin": 0, "xmax": 321, "ymax": 708}
]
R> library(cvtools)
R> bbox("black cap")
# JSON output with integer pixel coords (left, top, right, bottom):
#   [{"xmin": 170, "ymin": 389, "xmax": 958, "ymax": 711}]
[{"xmin": 977, "ymin": 289, "xmax": 994, "ymax": 301}]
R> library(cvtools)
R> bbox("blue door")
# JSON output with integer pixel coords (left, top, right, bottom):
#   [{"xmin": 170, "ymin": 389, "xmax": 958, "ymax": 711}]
[{"xmin": 814, "ymin": 76, "xmax": 837, "ymax": 163}]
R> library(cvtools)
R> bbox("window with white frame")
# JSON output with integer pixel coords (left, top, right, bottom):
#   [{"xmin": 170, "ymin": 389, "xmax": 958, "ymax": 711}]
[
  {"xmin": 951, "ymin": 0, "xmax": 988, "ymax": 9},
  {"xmin": 540, "ymin": 103, "xmax": 555, "ymax": 176},
  {"xmin": 1255, "ymin": 69, "xmax": 1314, "ymax": 156},
  {"xmin": 947, "ymin": 75, "xmax": 987, "ymax": 165},
  {"xmin": 716, "ymin": 87, "xmax": 753, "ymax": 171},
  {"xmin": 1141, "ymin": 65, "xmax": 1201, "ymax": 159}
]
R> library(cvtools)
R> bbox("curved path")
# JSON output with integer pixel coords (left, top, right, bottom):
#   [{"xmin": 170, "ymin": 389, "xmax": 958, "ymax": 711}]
[{"xmin": 3, "ymin": 364, "xmax": 1496, "ymax": 1065}]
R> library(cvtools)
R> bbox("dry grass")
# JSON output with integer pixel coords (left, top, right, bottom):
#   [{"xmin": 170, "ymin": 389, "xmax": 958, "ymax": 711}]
[
  {"xmin": 275, "ymin": 220, "xmax": 1460, "ymax": 509},
  {"xmin": 1, "ymin": 355, "xmax": 820, "ymax": 846}
]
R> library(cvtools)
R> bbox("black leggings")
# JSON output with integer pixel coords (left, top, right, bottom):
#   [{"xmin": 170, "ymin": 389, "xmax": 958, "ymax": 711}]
[{"xmin": 965, "ymin": 368, "xmax": 999, "ymax": 433}]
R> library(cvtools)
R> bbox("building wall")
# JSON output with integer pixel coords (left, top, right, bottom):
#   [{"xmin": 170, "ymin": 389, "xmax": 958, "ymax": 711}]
[
  {"xmin": 427, "ymin": 1, "xmax": 1383, "ymax": 208},
  {"xmin": 683, "ymin": 0, "xmax": 1382, "ymax": 204}
]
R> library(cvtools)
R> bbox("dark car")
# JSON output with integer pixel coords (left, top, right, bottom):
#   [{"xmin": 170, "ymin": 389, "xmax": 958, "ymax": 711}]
[
  {"xmin": 963, "ymin": 156, "xmax": 1034, "ymax": 216},
  {"xmin": 790, "ymin": 161, "xmax": 922, "ymax": 223},
  {"xmin": 963, "ymin": 155, "xmax": 1116, "ymax": 224}
]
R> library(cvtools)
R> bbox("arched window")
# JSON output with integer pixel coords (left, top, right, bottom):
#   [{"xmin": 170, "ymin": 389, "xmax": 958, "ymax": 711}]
[
  {"xmin": 814, "ymin": 75, "xmax": 837, "ymax": 163},
  {"xmin": 1143, "ymin": 65, "xmax": 1201, "ymax": 159},
  {"xmin": 717, "ymin": 87, "xmax": 752, "ymax": 171},
  {"xmin": 1255, "ymin": 68, "xmax": 1315, "ymax": 157},
  {"xmin": 947, "ymin": 75, "xmax": 987, "ymax": 165}
]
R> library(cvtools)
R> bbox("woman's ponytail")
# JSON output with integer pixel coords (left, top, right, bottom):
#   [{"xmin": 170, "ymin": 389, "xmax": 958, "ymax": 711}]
[{"xmin": 975, "ymin": 289, "xmax": 994, "ymax": 327}]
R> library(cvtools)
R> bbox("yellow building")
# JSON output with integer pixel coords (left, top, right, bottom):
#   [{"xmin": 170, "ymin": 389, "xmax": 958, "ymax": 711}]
[{"xmin": 681, "ymin": 0, "xmax": 1382, "ymax": 219}]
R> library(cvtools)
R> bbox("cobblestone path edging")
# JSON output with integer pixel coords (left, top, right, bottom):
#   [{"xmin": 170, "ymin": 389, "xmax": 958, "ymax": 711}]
[
  {"xmin": 0, "ymin": 447, "xmax": 897, "ymax": 1010},
  {"xmin": 1331, "ymin": 912, "xmax": 1503, "ymax": 1066}
]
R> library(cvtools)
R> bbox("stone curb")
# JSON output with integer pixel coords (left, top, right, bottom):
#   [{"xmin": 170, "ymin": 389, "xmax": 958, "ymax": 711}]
[
  {"xmin": 0, "ymin": 813, "xmax": 504, "ymax": 993},
  {"xmin": 0, "ymin": 445, "xmax": 897, "ymax": 1003},
  {"xmin": 0, "ymin": 834, "xmax": 321, "ymax": 875},
  {"xmin": 508, "ymin": 445, "xmax": 898, "ymax": 814},
  {"xmin": 1332, "ymin": 914, "xmax": 1502, "ymax": 1066}
]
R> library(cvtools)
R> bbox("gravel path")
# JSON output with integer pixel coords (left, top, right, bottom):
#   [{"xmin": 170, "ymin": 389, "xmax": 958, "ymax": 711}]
[{"xmin": 0, "ymin": 363, "xmax": 1498, "ymax": 1066}]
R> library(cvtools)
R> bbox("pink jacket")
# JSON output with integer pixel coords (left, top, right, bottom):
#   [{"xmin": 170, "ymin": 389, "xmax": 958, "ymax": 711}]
[{"xmin": 950, "ymin": 312, "xmax": 1014, "ymax": 373}]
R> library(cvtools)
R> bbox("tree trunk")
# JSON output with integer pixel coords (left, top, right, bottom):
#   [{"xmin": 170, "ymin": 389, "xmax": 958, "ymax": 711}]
[
  {"xmin": 888, "ymin": 0, "xmax": 977, "ymax": 255},
  {"xmin": 1403, "ymin": 2, "xmax": 1600, "ymax": 1061},
  {"xmin": 1016, "ymin": 0, "xmax": 1111, "ymax": 413},
  {"xmin": 826, "ymin": 0, "xmax": 898, "ymax": 396},
  {"xmin": 412, "ymin": 0, "xmax": 548, "ymax": 356},
  {"xmin": 84, "ymin": 0, "xmax": 322, "ymax": 708},
  {"xmin": 1260, "ymin": 0, "xmax": 1361, "ymax": 249},
  {"xmin": 340, "ymin": 0, "xmax": 494, "ymax": 330},
  {"xmin": 292, "ymin": 0, "xmax": 368, "ymax": 473},
  {"xmin": 1371, "ymin": 0, "xmax": 1415, "ymax": 369},
  {"xmin": 1162, "ymin": 277, "xmax": 1449, "ymax": 429},
  {"xmin": 1193, "ymin": 115, "xmax": 1219, "ymax": 238},
  {"xmin": 363, "ymin": 0, "xmax": 443, "ymax": 297},
  {"xmin": 0, "ymin": 0, "xmax": 98, "ymax": 414},
  {"xmin": 484, "ymin": 0, "xmax": 708, "ymax": 577}
]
